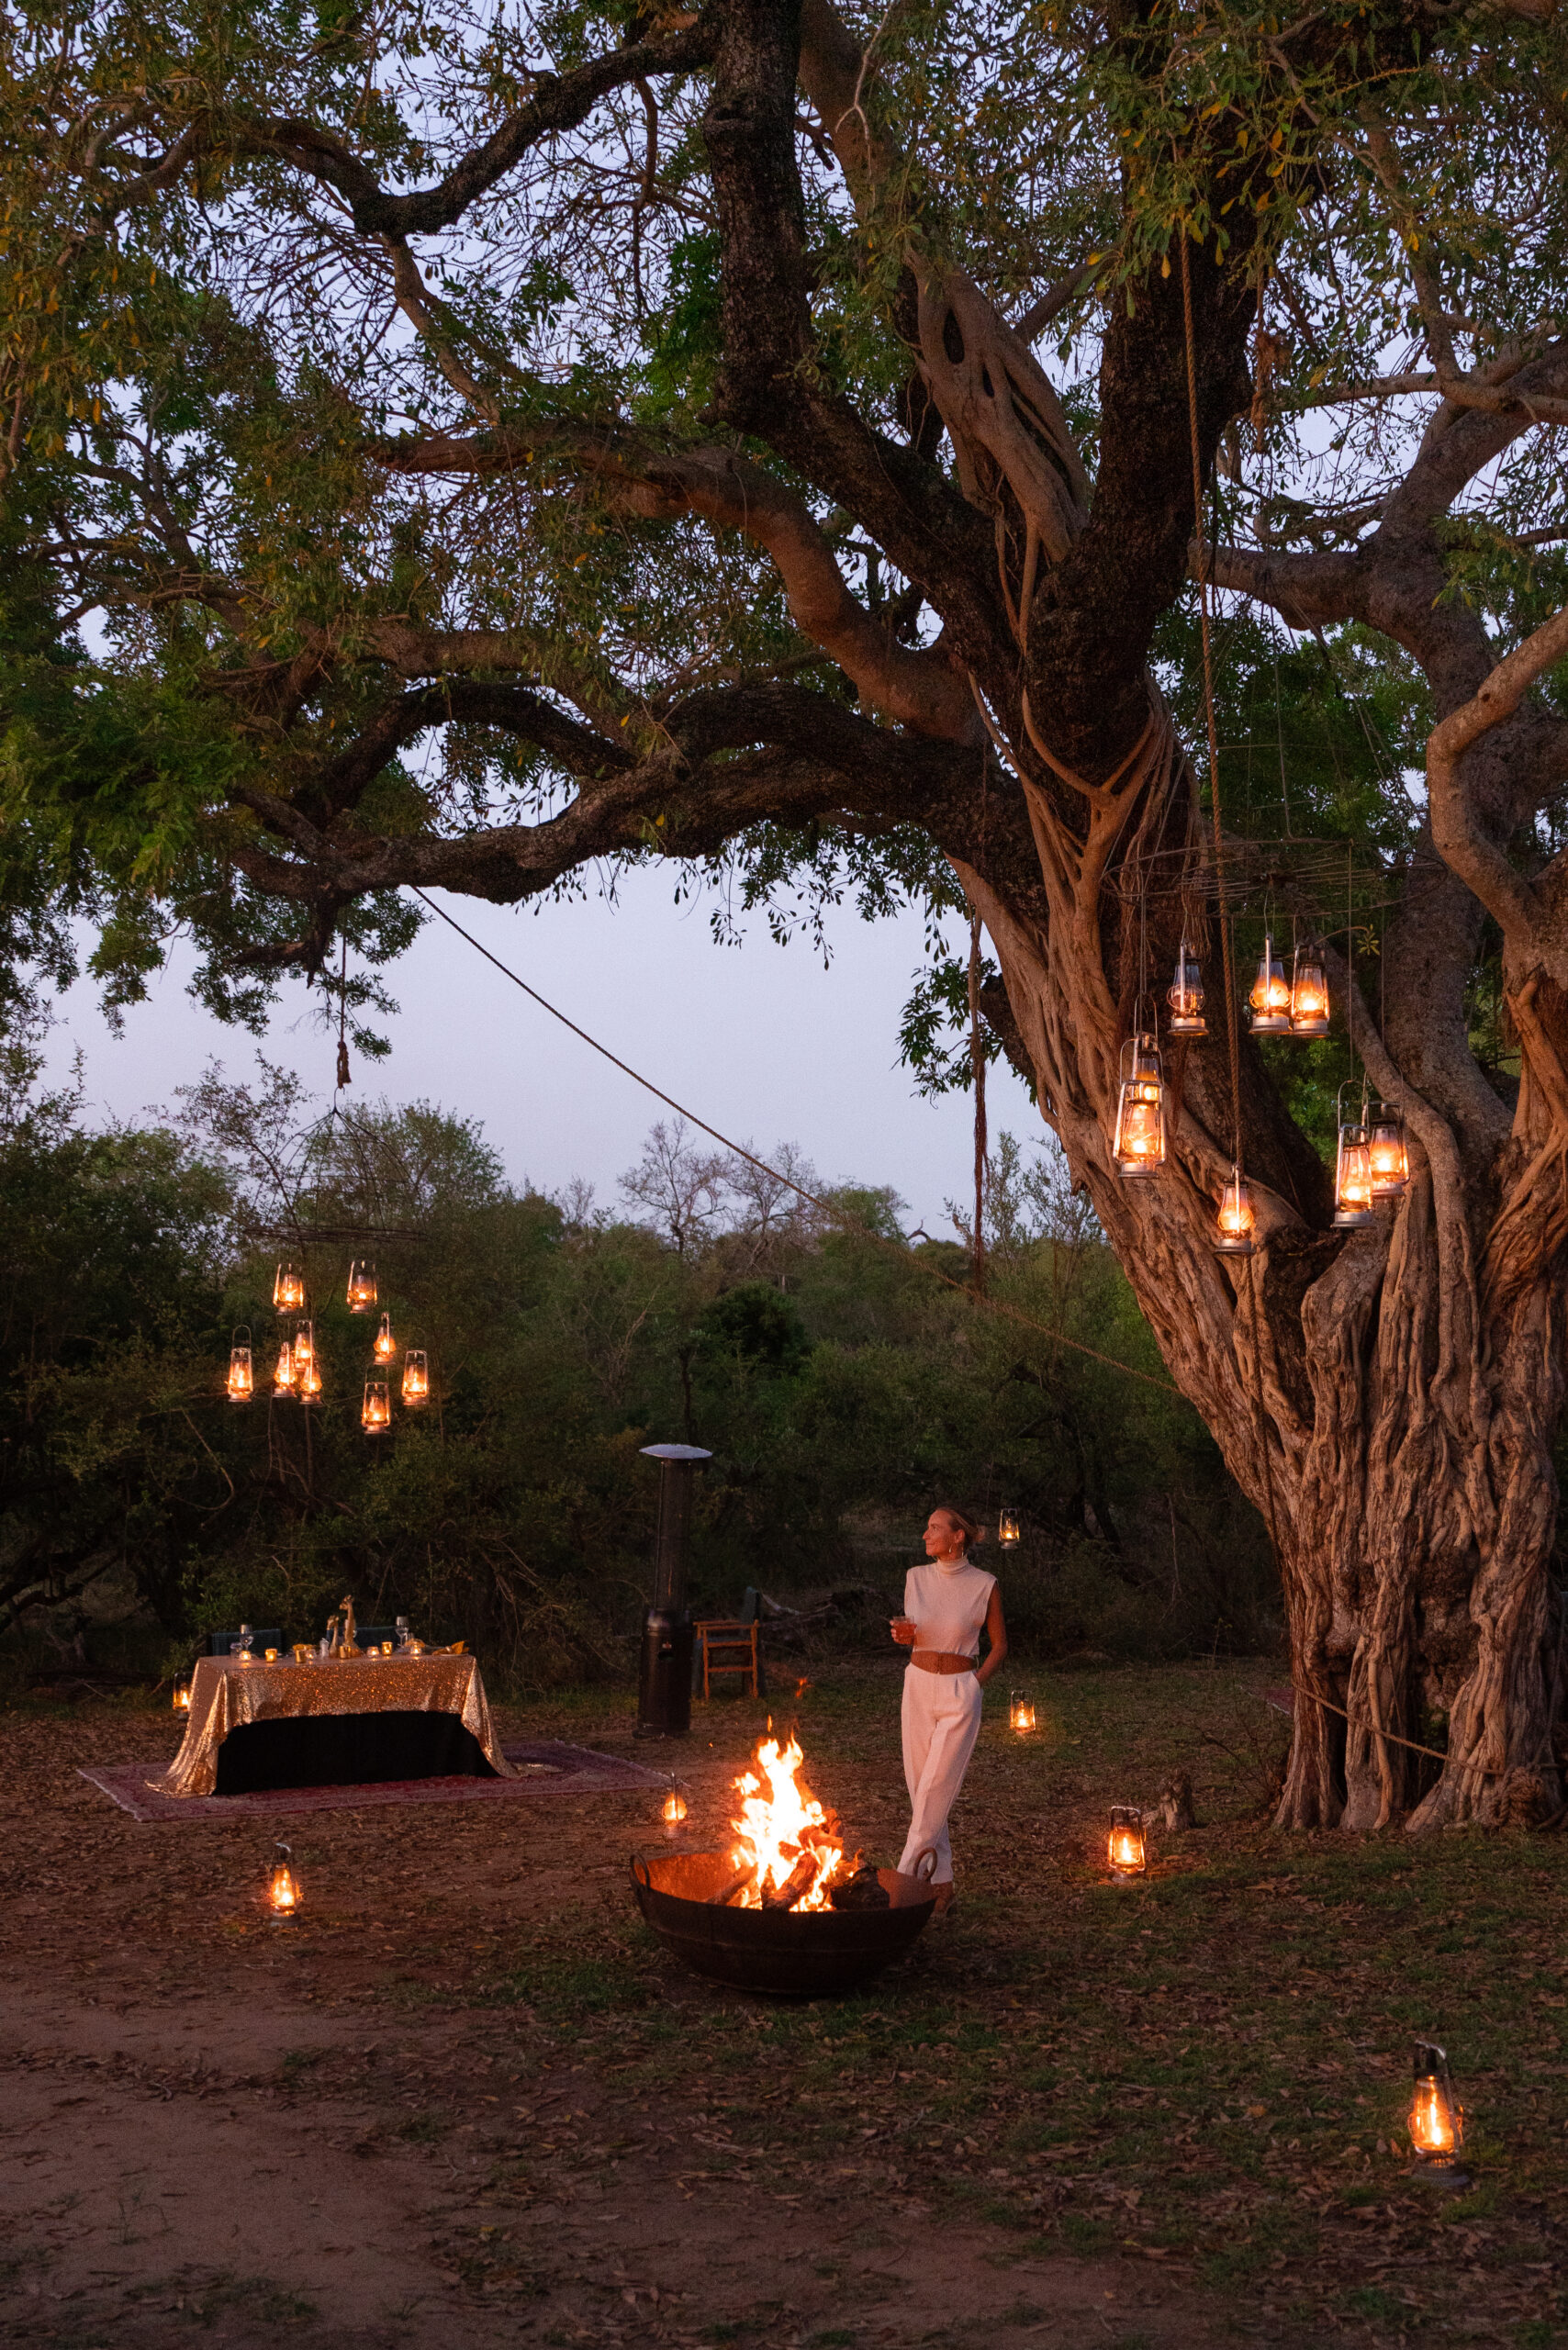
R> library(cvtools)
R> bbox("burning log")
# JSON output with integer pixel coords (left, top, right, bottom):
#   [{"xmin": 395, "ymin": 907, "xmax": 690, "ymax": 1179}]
[
  {"xmin": 829, "ymin": 1856, "xmax": 890, "ymax": 1912},
  {"xmin": 709, "ymin": 1861, "xmax": 759, "ymax": 1907},
  {"xmin": 761, "ymin": 1852, "xmax": 819, "ymax": 1911}
]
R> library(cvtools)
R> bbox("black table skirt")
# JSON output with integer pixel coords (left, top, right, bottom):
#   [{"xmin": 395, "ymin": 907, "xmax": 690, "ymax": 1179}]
[{"xmin": 213, "ymin": 1709, "xmax": 498, "ymax": 1794}]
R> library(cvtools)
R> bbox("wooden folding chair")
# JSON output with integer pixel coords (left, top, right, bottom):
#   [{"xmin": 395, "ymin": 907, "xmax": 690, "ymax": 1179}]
[{"xmin": 695, "ymin": 1618, "xmax": 763, "ymax": 1699}]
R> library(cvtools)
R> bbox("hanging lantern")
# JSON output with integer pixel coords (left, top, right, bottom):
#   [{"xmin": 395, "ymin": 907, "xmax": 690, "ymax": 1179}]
[
  {"xmin": 272, "ymin": 1340, "xmax": 297, "ymax": 1399},
  {"xmin": 1107, "ymin": 1804, "xmax": 1147, "ymax": 1879},
  {"xmin": 1112, "ymin": 1035, "xmax": 1167, "ymax": 1180},
  {"xmin": 1214, "ymin": 1166, "xmax": 1256, "ymax": 1257},
  {"xmin": 226, "ymin": 1328, "xmax": 253, "ymax": 1404},
  {"xmin": 661, "ymin": 1784, "xmax": 689, "ymax": 1837},
  {"xmin": 1009, "ymin": 1690, "xmax": 1037, "ymax": 1735},
  {"xmin": 1368, "ymin": 1102, "xmax": 1410, "ymax": 1197},
  {"xmin": 1249, "ymin": 934, "xmax": 1292, "ymax": 1034},
  {"xmin": 291, "ymin": 1320, "xmax": 322, "ymax": 1402},
  {"xmin": 1408, "ymin": 2041, "xmax": 1468, "ymax": 2182},
  {"xmin": 1167, "ymin": 941, "xmax": 1206, "ymax": 1037},
  {"xmin": 401, "ymin": 1348, "xmax": 430, "ymax": 1408},
  {"xmin": 373, "ymin": 1312, "xmax": 396, "ymax": 1363},
  {"xmin": 273, "ymin": 1262, "xmax": 306, "ymax": 1313},
  {"xmin": 263, "ymin": 1841, "xmax": 303, "ymax": 1923},
  {"xmin": 1333, "ymin": 1116, "xmax": 1378, "ymax": 1228},
  {"xmin": 346, "ymin": 1259, "xmax": 377, "ymax": 1314},
  {"xmin": 1289, "ymin": 946, "xmax": 1330, "ymax": 1037},
  {"xmin": 998, "ymin": 1506, "xmax": 1021, "ymax": 1549},
  {"xmin": 362, "ymin": 1380, "xmax": 391, "ymax": 1436},
  {"xmin": 173, "ymin": 1678, "xmax": 191, "ymax": 1713}
]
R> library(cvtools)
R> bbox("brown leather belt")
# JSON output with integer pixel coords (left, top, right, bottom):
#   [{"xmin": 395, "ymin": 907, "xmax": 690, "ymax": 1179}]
[{"xmin": 909, "ymin": 1650, "xmax": 979, "ymax": 1675}]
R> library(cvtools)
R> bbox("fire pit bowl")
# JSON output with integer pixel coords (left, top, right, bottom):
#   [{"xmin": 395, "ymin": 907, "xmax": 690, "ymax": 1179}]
[{"xmin": 632, "ymin": 1851, "xmax": 937, "ymax": 1997}]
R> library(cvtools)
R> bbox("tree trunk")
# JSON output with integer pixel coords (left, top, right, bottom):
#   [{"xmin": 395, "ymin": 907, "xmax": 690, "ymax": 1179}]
[{"xmin": 962, "ymin": 751, "xmax": 1566, "ymax": 1835}]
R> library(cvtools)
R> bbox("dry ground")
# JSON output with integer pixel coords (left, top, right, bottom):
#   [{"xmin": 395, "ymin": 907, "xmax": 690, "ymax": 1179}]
[{"xmin": 2, "ymin": 1656, "xmax": 1564, "ymax": 2350}]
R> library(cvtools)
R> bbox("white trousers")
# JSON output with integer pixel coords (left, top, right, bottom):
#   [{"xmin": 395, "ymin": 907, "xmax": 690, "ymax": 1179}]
[{"xmin": 897, "ymin": 1665, "xmax": 983, "ymax": 1885}]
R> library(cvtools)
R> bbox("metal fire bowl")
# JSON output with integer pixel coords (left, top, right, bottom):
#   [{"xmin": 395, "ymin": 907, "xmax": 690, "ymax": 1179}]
[{"xmin": 632, "ymin": 1850, "xmax": 936, "ymax": 1997}]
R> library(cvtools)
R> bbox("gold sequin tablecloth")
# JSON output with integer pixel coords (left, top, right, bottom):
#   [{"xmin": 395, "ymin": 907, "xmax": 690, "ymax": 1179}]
[{"xmin": 150, "ymin": 1653, "xmax": 514, "ymax": 1797}]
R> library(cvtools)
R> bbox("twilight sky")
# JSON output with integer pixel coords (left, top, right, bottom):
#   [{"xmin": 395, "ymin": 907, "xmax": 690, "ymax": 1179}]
[{"xmin": 42, "ymin": 875, "xmax": 1043, "ymax": 1234}]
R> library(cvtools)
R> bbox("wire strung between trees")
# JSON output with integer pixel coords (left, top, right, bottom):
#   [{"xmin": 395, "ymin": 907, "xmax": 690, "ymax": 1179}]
[{"xmin": 407, "ymin": 887, "xmax": 1182, "ymax": 1398}]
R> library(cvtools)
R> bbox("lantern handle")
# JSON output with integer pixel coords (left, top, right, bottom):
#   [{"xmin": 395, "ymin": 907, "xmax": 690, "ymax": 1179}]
[{"xmin": 231, "ymin": 1322, "xmax": 252, "ymax": 1345}]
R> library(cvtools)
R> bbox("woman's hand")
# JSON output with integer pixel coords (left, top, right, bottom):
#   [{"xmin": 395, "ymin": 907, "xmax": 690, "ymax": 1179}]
[{"xmin": 890, "ymin": 1616, "xmax": 917, "ymax": 1647}]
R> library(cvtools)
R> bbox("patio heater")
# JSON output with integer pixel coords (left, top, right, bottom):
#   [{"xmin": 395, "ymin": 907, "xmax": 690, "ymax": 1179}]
[{"xmin": 635, "ymin": 1443, "xmax": 711, "ymax": 1740}]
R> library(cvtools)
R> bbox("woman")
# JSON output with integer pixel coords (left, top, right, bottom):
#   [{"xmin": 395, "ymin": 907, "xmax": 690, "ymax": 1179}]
[{"xmin": 890, "ymin": 1505, "xmax": 1008, "ymax": 1906}]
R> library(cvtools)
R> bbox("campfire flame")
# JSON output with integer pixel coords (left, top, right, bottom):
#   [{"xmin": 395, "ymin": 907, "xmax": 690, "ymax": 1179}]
[{"xmin": 730, "ymin": 1732, "xmax": 846, "ymax": 1912}]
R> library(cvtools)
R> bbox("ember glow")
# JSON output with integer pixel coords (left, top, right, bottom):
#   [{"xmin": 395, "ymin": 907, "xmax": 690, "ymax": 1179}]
[{"xmin": 730, "ymin": 1733, "xmax": 846, "ymax": 1911}]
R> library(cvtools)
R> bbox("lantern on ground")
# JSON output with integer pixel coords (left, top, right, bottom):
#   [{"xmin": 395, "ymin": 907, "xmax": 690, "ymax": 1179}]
[
  {"xmin": 662, "ymin": 1783, "xmax": 689, "ymax": 1837},
  {"xmin": 1249, "ymin": 935, "xmax": 1292, "ymax": 1034},
  {"xmin": 1333, "ymin": 1100, "xmax": 1378, "ymax": 1228},
  {"xmin": 1408, "ymin": 2041, "xmax": 1468, "ymax": 2182},
  {"xmin": 346, "ymin": 1259, "xmax": 377, "ymax": 1314},
  {"xmin": 401, "ymin": 1349, "xmax": 430, "ymax": 1408},
  {"xmin": 1214, "ymin": 1166, "xmax": 1256, "ymax": 1257},
  {"xmin": 227, "ymin": 1328, "xmax": 253, "ymax": 1404},
  {"xmin": 173, "ymin": 1678, "xmax": 191, "ymax": 1712},
  {"xmin": 1009, "ymin": 1690, "xmax": 1037, "ymax": 1735},
  {"xmin": 1290, "ymin": 946, "xmax": 1330, "ymax": 1037},
  {"xmin": 373, "ymin": 1312, "xmax": 395, "ymax": 1363},
  {"xmin": 1368, "ymin": 1102, "xmax": 1410, "ymax": 1198},
  {"xmin": 1113, "ymin": 1035, "xmax": 1167, "ymax": 1179},
  {"xmin": 1107, "ymin": 1805, "xmax": 1147, "ymax": 1880},
  {"xmin": 998, "ymin": 1506, "xmax": 1021, "ymax": 1549},
  {"xmin": 273, "ymin": 1263, "xmax": 305, "ymax": 1313},
  {"xmin": 263, "ymin": 1841, "xmax": 303, "ymax": 1923},
  {"xmin": 362, "ymin": 1380, "xmax": 391, "ymax": 1436},
  {"xmin": 1167, "ymin": 941, "xmax": 1206, "ymax": 1037},
  {"xmin": 272, "ymin": 1340, "xmax": 297, "ymax": 1399}
]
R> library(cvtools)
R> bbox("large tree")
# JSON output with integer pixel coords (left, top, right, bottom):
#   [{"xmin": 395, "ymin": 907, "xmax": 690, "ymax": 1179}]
[{"xmin": 6, "ymin": 0, "xmax": 1568, "ymax": 1825}]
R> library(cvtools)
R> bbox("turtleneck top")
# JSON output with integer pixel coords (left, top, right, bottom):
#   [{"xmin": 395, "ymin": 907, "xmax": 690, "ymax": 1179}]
[{"xmin": 902, "ymin": 1556, "xmax": 996, "ymax": 1660}]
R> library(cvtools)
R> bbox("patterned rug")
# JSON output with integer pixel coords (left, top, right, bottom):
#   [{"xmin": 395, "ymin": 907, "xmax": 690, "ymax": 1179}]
[{"xmin": 80, "ymin": 1740, "xmax": 673, "ymax": 1823}]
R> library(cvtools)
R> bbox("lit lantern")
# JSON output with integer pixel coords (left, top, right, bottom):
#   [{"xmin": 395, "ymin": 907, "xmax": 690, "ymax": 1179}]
[
  {"xmin": 227, "ymin": 1329, "xmax": 253, "ymax": 1404},
  {"xmin": 1009, "ymin": 1690, "xmax": 1037, "ymax": 1735},
  {"xmin": 1408, "ymin": 2040, "xmax": 1468, "ymax": 2181},
  {"xmin": 362, "ymin": 1380, "xmax": 391, "ymax": 1435},
  {"xmin": 294, "ymin": 1321, "xmax": 322, "ymax": 1403},
  {"xmin": 998, "ymin": 1506, "xmax": 1021, "ymax": 1549},
  {"xmin": 1249, "ymin": 935, "xmax": 1292, "ymax": 1034},
  {"xmin": 263, "ymin": 1841, "xmax": 302, "ymax": 1923},
  {"xmin": 1333, "ymin": 1116, "xmax": 1378, "ymax": 1228},
  {"xmin": 1167, "ymin": 940, "xmax": 1207, "ymax": 1037},
  {"xmin": 1368, "ymin": 1102, "xmax": 1410, "ymax": 1197},
  {"xmin": 346, "ymin": 1259, "xmax": 377, "ymax": 1314},
  {"xmin": 1214, "ymin": 1165, "xmax": 1256, "ymax": 1257},
  {"xmin": 274, "ymin": 1262, "xmax": 306, "ymax": 1313},
  {"xmin": 401, "ymin": 1349, "xmax": 430, "ymax": 1408},
  {"xmin": 272, "ymin": 1341, "xmax": 297, "ymax": 1399},
  {"xmin": 173, "ymin": 1679, "xmax": 191, "ymax": 1712},
  {"xmin": 373, "ymin": 1312, "xmax": 395, "ymax": 1362},
  {"xmin": 1290, "ymin": 948, "xmax": 1330, "ymax": 1037},
  {"xmin": 662, "ymin": 1784, "xmax": 689, "ymax": 1836},
  {"xmin": 1107, "ymin": 1804, "xmax": 1147, "ymax": 1879},
  {"xmin": 1112, "ymin": 1035, "xmax": 1167, "ymax": 1179}
]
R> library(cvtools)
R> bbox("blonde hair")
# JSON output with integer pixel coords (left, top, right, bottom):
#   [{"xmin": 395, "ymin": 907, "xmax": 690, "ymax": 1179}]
[{"xmin": 934, "ymin": 1505, "xmax": 985, "ymax": 1552}]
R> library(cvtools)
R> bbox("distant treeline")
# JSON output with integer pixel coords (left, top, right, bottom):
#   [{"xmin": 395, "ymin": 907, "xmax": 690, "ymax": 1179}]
[{"xmin": 0, "ymin": 1043, "xmax": 1276, "ymax": 1685}]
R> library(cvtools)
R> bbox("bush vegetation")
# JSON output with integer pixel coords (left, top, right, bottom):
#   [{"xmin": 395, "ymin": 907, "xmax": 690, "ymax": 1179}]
[{"xmin": 0, "ymin": 1039, "xmax": 1274, "ymax": 1687}]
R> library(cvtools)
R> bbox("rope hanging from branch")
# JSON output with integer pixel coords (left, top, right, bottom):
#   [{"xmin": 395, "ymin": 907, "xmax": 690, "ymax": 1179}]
[{"xmin": 1181, "ymin": 234, "xmax": 1284, "ymax": 1567}]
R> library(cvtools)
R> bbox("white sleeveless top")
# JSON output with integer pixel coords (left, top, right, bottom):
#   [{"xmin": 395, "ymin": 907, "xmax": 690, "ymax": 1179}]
[{"xmin": 903, "ymin": 1559, "xmax": 996, "ymax": 1659}]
